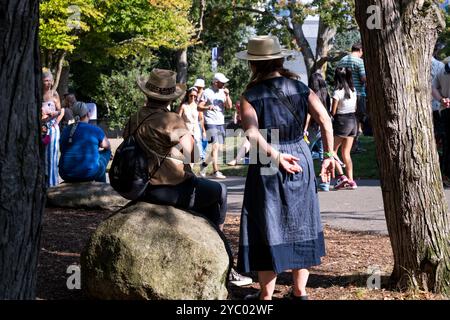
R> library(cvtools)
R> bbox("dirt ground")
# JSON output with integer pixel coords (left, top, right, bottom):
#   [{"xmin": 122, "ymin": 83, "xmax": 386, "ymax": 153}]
[{"xmin": 36, "ymin": 208, "xmax": 445, "ymax": 300}]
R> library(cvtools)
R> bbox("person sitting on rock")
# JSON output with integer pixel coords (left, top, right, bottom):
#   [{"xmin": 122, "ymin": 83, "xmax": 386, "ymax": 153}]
[
  {"xmin": 123, "ymin": 68, "xmax": 253, "ymax": 287},
  {"xmin": 59, "ymin": 101, "xmax": 111, "ymax": 183}
]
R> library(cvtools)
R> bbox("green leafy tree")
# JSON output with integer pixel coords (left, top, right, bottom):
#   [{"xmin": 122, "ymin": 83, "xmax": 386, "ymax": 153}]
[
  {"xmin": 65, "ymin": 0, "xmax": 196, "ymax": 121},
  {"xmin": 39, "ymin": 0, "xmax": 103, "ymax": 88},
  {"xmin": 438, "ymin": 4, "xmax": 450, "ymax": 58},
  {"xmin": 99, "ymin": 0, "xmax": 195, "ymax": 58},
  {"xmin": 93, "ymin": 54, "xmax": 160, "ymax": 129},
  {"xmin": 236, "ymin": 0, "xmax": 356, "ymax": 78}
]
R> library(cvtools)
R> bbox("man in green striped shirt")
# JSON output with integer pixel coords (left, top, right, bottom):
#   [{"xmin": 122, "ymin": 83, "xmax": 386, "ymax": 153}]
[{"xmin": 337, "ymin": 43, "xmax": 369, "ymax": 151}]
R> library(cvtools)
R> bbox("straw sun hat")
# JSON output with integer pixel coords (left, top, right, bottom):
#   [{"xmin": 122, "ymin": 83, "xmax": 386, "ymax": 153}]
[
  {"xmin": 236, "ymin": 35, "xmax": 294, "ymax": 61},
  {"xmin": 137, "ymin": 69, "xmax": 186, "ymax": 101}
]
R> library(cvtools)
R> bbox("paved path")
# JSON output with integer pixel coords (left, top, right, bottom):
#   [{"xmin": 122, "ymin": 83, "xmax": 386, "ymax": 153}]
[{"xmin": 213, "ymin": 177, "xmax": 450, "ymax": 235}]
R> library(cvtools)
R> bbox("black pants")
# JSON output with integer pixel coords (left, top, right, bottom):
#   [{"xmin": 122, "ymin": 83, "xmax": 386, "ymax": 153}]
[
  {"xmin": 142, "ymin": 176, "xmax": 233, "ymax": 281},
  {"xmin": 441, "ymin": 109, "xmax": 450, "ymax": 178},
  {"xmin": 143, "ymin": 176, "xmax": 227, "ymax": 226}
]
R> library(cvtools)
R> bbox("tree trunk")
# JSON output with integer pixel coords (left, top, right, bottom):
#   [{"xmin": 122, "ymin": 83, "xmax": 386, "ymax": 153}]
[
  {"xmin": 57, "ymin": 64, "xmax": 70, "ymax": 96},
  {"xmin": 355, "ymin": 0, "xmax": 450, "ymax": 294},
  {"xmin": 0, "ymin": 0, "xmax": 46, "ymax": 299},
  {"xmin": 53, "ymin": 51, "xmax": 66, "ymax": 90},
  {"xmin": 176, "ymin": 48, "xmax": 188, "ymax": 84},
  {"xmin": 314, "ymin": 19, "xmax": 337, "ymax": 77},
  {"xmin": 292, "ymin": 21, "xmax": 315, "ymax": 78}
]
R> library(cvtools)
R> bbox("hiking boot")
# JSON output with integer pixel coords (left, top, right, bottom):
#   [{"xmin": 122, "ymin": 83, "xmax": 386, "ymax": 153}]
[
  {"xmin": 214, "ymin": 171, "xmax": 226, "ymax": 179},
  {"xmin": 199, "ymin": 163, "xmax": 208, "ymax": 177},
  {"xmin": 345, "ymin": 180, "xmax": 358, "ymax": 190},
  {"xmin": 334, "ymin": 175, "xmax": 349, "ymax": 190},
  {"xmin": 229, "ymin": 268, "xmax": 253, "ymax": 287}
]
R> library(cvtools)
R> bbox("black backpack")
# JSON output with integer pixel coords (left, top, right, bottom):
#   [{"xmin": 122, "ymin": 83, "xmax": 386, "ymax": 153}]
[{"xmin": 109, "ymin": 114, "xmax": 167, "ymax": 200}]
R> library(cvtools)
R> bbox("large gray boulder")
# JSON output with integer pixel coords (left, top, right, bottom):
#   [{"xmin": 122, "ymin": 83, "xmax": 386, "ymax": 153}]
[
  {"xmin": 81, "ymin": 202, "xmax": 229, "ymax": 300},
  {"xmin": 47, "ymin": 182, "xmax": 129, "ymax": 211}
]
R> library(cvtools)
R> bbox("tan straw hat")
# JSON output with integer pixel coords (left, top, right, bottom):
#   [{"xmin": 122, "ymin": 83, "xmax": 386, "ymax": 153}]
[
  {"xmin": 236, "ymin": 35, "xmax": 294, "ymax": 61},
  {"xmin": 137, "ymin": 69, "xmax": 186, "ymax": 101}
]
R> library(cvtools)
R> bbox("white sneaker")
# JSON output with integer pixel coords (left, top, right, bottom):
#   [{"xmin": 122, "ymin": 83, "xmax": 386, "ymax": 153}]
[
  {"xmin": 214, "ymin": 171, "xmax": 226, "ymax": 179},
  {"xmin": 229, "ymin": 268, "xmax": 253, "ymax": 287},
  {"xmin": 199, "ymin": 164, "xmax": 208, "ymax": 177}
]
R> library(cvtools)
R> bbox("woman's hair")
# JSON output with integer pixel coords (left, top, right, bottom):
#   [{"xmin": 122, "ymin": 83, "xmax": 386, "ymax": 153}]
[
  {"xmin": 334, "ymin": 67, "xmax": 355, "ymax": 99},
  {"xmin": 308, "ymin": 72, "xmax": 330, "ymax": 109},
  {"xmin": 42, "ymin": 70, "xmax": 54, "ymax": 81},
  {"xmin": 181, "ymin": 87, "xmax": 198, "ymax": 104},
  {"xmin": 246, "ymin": 58, "xmax": 299, "ymax": 90}
]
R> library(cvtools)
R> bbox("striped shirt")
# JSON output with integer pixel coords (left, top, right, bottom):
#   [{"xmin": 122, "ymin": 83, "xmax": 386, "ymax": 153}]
[{"xmin": 337, "ymin": 54, "xmax": 366, "ymax": 96}]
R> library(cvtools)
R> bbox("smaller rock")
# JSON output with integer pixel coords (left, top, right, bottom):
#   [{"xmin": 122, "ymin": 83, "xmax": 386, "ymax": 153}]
[{"xmin": 47, "ymin": 182, "xmax": 129, "ymax": 211}]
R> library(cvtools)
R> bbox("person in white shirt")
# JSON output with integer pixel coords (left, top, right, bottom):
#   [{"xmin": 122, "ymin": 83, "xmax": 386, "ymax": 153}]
[
  {"xmin": 432, "ymin": 58, "xmax": 450, "ymax": 187},
  {"xmin": 331, "ymin": 67, "xmax": 358, "ymax": 190},
  {"xmin": 199, "ymin": 73, "xmax": 233, "ymax": 179}
]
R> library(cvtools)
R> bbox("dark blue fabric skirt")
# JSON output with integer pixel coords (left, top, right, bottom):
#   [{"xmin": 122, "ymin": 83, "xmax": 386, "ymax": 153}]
[{"xmin": 237, "ymin": 138, "xmax": 325, "ymax": 274}]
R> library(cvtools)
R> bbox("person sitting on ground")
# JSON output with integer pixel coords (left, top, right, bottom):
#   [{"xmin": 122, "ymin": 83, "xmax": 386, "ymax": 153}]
[
  {"xmin": 124, "ymin": 68, "xmax": 253, "ymax": 287},
  {"xmin": 59, "ymin": 101, "xmax": 111, "ymax": 183},
  {"xmin": 331, "ymin": 67, "xmax": 358, "ymax": 190}
]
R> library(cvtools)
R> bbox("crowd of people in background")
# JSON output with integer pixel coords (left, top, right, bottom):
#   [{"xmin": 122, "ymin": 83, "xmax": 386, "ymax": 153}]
[
  {"xmin": 40, "ymin": 41, "xmax": 373, "ymax": 192},
  {"xmin": 39, "ymin": 33, "xmax": 450, "ymax": 300}
]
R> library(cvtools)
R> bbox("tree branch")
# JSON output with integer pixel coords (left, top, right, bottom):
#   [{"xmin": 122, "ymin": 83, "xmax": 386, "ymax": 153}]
[
  {"xmin": 194, "ymin": 0, "xmax": 206, "ymax": 41},
  {"xmin": 315, "ymin": 51, "xmax": 348, "ymax": 69},
  {"xmin": 234, "ymin": 6, "xmax": 285, "ymax": 25}
]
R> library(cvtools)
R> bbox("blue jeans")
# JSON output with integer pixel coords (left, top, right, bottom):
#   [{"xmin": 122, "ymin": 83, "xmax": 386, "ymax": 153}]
[
  {"xmin": 308, "ymin": 128, "xmax": 324, "ymax": 161},
  {"xmin": 93, "ymin": 149, "xmax": 112, "ymax": 182},
  {"xmin": 60, "ymin": 149, "xmax": 111, "ymax": 183}
]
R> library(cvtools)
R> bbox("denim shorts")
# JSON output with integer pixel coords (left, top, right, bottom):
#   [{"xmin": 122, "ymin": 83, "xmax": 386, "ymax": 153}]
[
  {"xmin": 205, "ymin": 124, "xmax": 225, "ymax": 144},
  {"xmin": 333, "ymin": 113, "xmax": 358, "ymax": 137}
]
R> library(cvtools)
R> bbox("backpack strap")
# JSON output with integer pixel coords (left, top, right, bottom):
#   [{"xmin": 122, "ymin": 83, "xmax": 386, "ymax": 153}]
[
  {"xmin": 68, "ymin": 122, "xmax": 79, "ymax": 144},
  {"xmin": 264, "ymin": 82, "xmax": 304, "ymax": 128},
  {"xmin": 107, "ymin": 149, "xmax": 170, "ymax": 218},
  {"xmin": 110, "ymin": 109, "xmax": 173, "ymax": 217}
]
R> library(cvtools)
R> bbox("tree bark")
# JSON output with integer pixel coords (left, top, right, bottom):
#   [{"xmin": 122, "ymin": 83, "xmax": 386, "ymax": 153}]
[
  {"xmin": 53, "ymin": 51, "xmax": 66, "ymax": 90},
  {"xmin": 0, "ymin": 0, "xmax": 46, "ymax": 299},
  {"xmin": 292, "ymin": 21, "xmax": 316, "ymax": 78},
  {"xmin": 176, "ymin": 48, "xmax": 188, "ymax": 84},
  {"xmin": 57, "ymin": 64, "xmax": 70, "ymax": 96},
  {"xmin": 313, "ymin": 19, "xmax": 337, "ymax": 76},
  {"xmin": 355, "ymin": 0, "xmax": 450, "ymax": 294}
]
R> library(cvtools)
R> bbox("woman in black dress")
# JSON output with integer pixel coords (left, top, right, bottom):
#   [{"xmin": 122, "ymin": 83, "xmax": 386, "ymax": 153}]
[{"xmin": 236, "ymin": 35, "xmax": 335, "ymax": 300}]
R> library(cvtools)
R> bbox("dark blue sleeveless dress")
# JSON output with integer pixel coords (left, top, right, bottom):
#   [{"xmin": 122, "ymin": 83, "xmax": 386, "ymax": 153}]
[{"xmin": 237, "ymin": 77, "xmax": 325, "ymax": 274}]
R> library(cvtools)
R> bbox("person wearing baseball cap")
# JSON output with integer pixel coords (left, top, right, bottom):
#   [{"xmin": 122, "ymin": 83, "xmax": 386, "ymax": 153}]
[
  {"xmin": 213, "ymin": 72, "xmax": 229, "ymax": 83},
  {"xmin": 199, "ymin": 72, "xmax": 233, "ymax": 179}
]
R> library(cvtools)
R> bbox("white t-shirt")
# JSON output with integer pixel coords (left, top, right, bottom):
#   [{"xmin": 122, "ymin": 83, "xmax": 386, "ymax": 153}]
[
  {"xmin": 332, "ymin": 88, "xmax": 357, "ymax": 114},
  {"xmin": 203, "ymin": 88, "xmax": 226, "ymax": 125}
]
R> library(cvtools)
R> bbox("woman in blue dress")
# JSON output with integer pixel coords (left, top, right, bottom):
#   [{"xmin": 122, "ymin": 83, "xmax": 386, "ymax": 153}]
[{"xmin": 236, "ymin": 35, "xmax": 336, "ymax": 300}]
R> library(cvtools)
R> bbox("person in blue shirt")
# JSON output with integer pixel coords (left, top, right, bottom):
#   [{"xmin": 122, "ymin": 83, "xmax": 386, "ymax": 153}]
[{"xmin": 59, "ymin": 102, "xmax": 111, "ymax": 182}]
